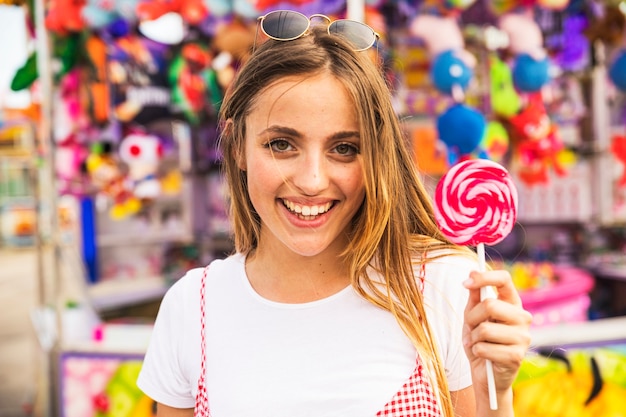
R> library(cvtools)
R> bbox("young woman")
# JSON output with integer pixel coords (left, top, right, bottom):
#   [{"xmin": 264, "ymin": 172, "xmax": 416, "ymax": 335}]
[{"xmin": 137, "ymin": 10, "xmax": 532, "ymax": 417}]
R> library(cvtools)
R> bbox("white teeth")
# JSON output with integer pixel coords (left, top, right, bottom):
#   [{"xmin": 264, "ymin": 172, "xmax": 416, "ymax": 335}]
[{"xmin": 282, "ymin": 200, "xmax": 332, "ymax": 218}]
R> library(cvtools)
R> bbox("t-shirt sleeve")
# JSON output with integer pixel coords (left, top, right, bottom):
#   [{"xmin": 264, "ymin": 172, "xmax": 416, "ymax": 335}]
[
  {"xmin": 422, "ymin": 253, "xmax": 476, "ymax": 392},
  {"xmin": 137, "ymin": 271, "xmax": 201, "ymax": 409}
]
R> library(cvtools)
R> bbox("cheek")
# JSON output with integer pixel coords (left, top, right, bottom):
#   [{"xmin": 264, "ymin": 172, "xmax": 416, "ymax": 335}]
[{"xmin": 245, "ymin": 158, "xmax": 280, "ymax": 202}]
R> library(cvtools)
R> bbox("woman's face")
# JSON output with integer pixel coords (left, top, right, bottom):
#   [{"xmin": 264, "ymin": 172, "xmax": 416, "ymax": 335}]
[{"xmin": 241, "ymin": 72, "xmax": 366, "ymax": 258}]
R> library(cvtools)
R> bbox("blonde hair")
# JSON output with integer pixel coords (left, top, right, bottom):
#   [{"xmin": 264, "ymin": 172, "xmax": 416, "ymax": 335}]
[{"xmin": 218, "ymin": 25, "xmax": 471, "ymax": 416}]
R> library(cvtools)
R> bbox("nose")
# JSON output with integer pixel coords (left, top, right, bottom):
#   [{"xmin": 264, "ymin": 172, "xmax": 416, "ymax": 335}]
[{"xmin": 291, "ymin": 152, "xmax": 329, "ymax": 196}]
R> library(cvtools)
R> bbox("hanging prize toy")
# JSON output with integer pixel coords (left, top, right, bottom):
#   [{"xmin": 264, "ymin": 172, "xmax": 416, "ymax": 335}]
[
  {"xmin": 434, "ymin": 158, "xmax": 519, "ymax": 412},
  {"xmin": 611, "ymin": 135, "xmax": 626, "ymax": 186},
  {"xmin": 86, "ymin": 142, "xmax": 141, "ymax": 219},
  {"xmin": 499, "ymin": 11, "xmax": 551, "ymax": 93},
  {"xmin": 411, "ymin": 11, "xmax": 488, "ymax": 166},
  {"xmin": 119, "ymin": 133, "xmax": 163, "ymax": 200}
]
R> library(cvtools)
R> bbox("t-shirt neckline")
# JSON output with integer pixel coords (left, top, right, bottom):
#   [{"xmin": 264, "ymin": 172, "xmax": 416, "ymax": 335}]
[{"xmin": 233, "ymin": 253, "xmax": 354, "ymax": 309}]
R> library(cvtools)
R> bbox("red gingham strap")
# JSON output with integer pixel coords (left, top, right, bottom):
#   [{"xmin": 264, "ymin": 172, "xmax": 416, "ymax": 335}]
[
  {"xmin": 194, "ymin": 265, "xmax": 211, "ymax": 416},
  {"xmin": 376, "ymin": 251, "xmax": 442, "ymax": 417},
  {"xmin": 376, "ymin": 363, "xmax": 442, "ymax": 417}
]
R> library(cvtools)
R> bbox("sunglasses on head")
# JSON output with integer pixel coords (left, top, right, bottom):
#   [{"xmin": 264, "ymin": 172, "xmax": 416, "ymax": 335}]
[{"xmin": 256, "ymin": 10, "xmax": 380, "ymax": 52}]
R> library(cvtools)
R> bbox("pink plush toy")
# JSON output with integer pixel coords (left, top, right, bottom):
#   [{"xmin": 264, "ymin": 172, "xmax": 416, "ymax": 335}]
[
  {"xmin": 499, "ymin": 11, "xmax": 546, "ymax": 60},
  {"xmin": 410, "ymin": 14, "xmax": 476, "ymax": 69}
]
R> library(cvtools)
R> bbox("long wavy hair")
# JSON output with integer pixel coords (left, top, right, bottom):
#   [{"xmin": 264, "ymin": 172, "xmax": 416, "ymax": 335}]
[{"xmin": 218, "ymin": 24, "xmax": 470, "ymax": 416}]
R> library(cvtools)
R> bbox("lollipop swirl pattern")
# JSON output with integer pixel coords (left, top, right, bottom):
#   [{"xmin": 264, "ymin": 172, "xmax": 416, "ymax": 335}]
[{"xmin": 434, "ymin": 159, "xmax": 518, "ymax": 247}]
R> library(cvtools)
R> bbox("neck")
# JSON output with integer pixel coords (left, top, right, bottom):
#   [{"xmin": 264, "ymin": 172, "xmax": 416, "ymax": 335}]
[{"xmin": 245, "ymin": 245, "xmax": 352, "ymax": 304}]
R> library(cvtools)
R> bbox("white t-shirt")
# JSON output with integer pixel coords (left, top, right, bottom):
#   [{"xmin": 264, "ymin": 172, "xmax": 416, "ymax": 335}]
[{"xmin": 137, "ymin": 252, "xmax": 475, "ymax": 416}]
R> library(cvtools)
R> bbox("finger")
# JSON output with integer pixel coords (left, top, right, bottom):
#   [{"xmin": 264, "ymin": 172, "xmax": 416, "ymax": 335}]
[
  {"xmin": 465, "ymin": 270, "xmax": 523, "ymax": 305},
  {"xmin": 468, "ymin": 339, "xmax": 529, "ymax": 369},
  {"xmin": 466, "ymin": 321, "xmax": 532, "ymax": 348},
  {"xmin": 465, "ymin": 298, "xmax": 533, "ymax": 328}
]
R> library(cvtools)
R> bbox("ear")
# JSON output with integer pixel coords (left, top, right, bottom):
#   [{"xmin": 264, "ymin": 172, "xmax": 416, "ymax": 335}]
[
  {"xmin": 233, "ymin": 147, "xmax": 246, "ymax": 171},
  {"xmin": 222, "ymin": 119, "xmax": 246, "ymax": 170}
]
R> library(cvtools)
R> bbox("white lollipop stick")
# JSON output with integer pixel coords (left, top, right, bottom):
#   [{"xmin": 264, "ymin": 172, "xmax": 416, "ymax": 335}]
[
  {"xmin": 477, "ymin": 243, "xmax": 497, "ymax": 410},
  {"xmin": 434, "ymin": 159, "xmax": 518, "ymax": 412}
]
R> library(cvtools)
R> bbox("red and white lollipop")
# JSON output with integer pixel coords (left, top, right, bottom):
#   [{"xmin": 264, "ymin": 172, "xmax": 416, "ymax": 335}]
[
  {"xmin": 434, "ymin": 158, "xmax": 518, "ymax": 410},
  {"xmin": 434, "ymin": 158, "xmax": 518, "ymax": 247}
]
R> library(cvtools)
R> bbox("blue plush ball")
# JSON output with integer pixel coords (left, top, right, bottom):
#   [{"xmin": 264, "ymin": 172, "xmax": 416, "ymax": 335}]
[
  {"xmin": 609, "ymin": 50, "xmax": 626, "ymax": 92},
  {"xmin": 437, "ymin": 104, "xmax": 486, "ymax": 156},
  {"xmin": 512, "ymin": 53, "xmax": 551, "ymax": 92},
  {"xmin": 430, "ymin": 50, "xmax": 473, "ymax": 95}
]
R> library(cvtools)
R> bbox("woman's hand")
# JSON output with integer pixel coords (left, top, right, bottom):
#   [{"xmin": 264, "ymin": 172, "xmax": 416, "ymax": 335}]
[{"xmin": 462, "ymin": 269, "xmax": 532, "ymax": 408}]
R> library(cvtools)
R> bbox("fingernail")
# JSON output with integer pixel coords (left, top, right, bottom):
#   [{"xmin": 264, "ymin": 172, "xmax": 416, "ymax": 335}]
[{"xmin": 463, "ymin": 278, "xmax": 474, "ymax": 287}]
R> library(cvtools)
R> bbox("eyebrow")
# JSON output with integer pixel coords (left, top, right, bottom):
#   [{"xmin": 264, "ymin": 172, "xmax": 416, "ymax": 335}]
[{"xmin": 260, "ymin": 125, "xmax": 361, "ymax": 141}]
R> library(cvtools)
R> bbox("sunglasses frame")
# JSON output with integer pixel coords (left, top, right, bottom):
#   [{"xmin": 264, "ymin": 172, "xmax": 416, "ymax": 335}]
[{"xmin": 255, "ymin": 10, "xmax": 380, "ymax": 53}]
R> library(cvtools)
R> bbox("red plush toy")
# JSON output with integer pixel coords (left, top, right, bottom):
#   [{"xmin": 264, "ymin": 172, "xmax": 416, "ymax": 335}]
[
  {"xmin": 509, "ymin": 93, "xmax": 567, "ymax": 185},
  {"xmin": 136, "ymin": 0, "xmax": 207, "ymax": 25},
  {"xmin": 611, "ymin": 134, "xmax": 626, "ymax": 186},
  {"xmin": 45, "ymin": 0, "xmax": 86, "ymax": 35}
]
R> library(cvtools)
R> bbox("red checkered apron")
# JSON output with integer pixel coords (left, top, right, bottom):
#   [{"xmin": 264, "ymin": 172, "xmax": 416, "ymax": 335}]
[{"xmin": 194, "ymin": 258, "xmax": 442, "ymax": 417}]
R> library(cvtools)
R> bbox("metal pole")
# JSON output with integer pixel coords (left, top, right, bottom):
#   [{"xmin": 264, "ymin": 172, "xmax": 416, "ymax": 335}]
[
  {"xmin": 32, "ymin": 0, "xmax": 62, "ymax": 415},
  {"xmin": 590, "ymin": 41, "xmax": 611, "ymax": 225}
]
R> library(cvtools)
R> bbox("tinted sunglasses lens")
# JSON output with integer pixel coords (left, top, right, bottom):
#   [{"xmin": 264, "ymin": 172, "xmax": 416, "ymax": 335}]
[
  {"xmin": 328, "ymin": 20, "xmax": 377, "ymax": 51},
  {"xmin": 262, "ymin": 11, "xmax": 309, "ymax": 40}
]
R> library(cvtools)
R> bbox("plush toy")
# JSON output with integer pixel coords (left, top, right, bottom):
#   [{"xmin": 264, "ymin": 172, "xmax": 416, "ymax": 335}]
[
  {"xmin": 56, "ymin": 140, "xmax": 89, "ymax": 196},
  {"xmin": 10, "ymin": 34, "xmax": 80, "ymax": 92},
  {"xmin": 611, "ymin": 134, "xmax": 626, "ymax": 186},
  {"xmin": 54, "ymin": 69, "xmax": 90, "ymax": 144},
  {"xmin": 489, "ymin": 54, "xmax": 521, "ymax": 118},
  {"xmin": 481, "ymin": 121, "xmax": 510, "ymax": 163},
  {"xmin": 410, "ymin": 14, "xmax": 476, "ymax": 67},
  {"xmin": 546, "ymin": 14, "xmax": 590, "ymax": 72},
  {"xmin": 82, "ymin": 0, "xmax": 139, "ymax": 30},
  {"xmin": 509, "ymin": 93, "xmax": 568, "ymax": 185},
  {"xmin": 118, "ymin": 133, "xmax": 163, "ymax": 200},
  {"xmin": 84, "ymin": 34, "xmax": 110, "ymax": 124},
  {"xmin": 211, "ymin": 17, "xmax": 257, "ymax": 65},
  {"xmin": 512, "ymin": 53, "xmax": 551, "ymax": 92},
  {"xmin": 410, "ymin": 13, "xmax": 476, "ymax": 97},
  {"xmin": 85, "ymin": 142, "xmax": 141, "ymax": 219},
  {"xmin": 169, "ymin": 42, "xmax": 220, "ymax": 124},
  {"xmin": 436, "ymin": 103, "xmax": 487, "ymax": 166},
  {"xmin": 108, "ymin": 34, "xmax": 172, "ymax": 125},
  {"xmin": 45, "ymin": 0, "xmax": 86, "ymax": 35},
  {"xmin": 584, "ymin": 4, "xmax": 625, "ymax": 47},
  {"xmin": 609, "ymin": 50, "xmax": 626, "ymax": 92},
  {"xmin": 430, "ymin": 50, "xmax": 473, "ymax": 97},
  {"xmin": 136, "ymin": 0, "xmax": 208, "ymax": 26},
  {"xmin": 499, "ymin": 11, "xmax": 551, "ymax": 92}
]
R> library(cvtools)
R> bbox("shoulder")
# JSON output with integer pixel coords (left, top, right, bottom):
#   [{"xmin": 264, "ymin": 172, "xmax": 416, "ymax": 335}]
[
  {"xmin": 167, "ymin": 253, "xmax": 244, "ymax": 295},
  {"xmin": 418, "ymin": 249, "xmax": 476, "ymax": 314},
  {"xmin": 422, "ymin": 249, "xmax": 478, "ymax": 286}
]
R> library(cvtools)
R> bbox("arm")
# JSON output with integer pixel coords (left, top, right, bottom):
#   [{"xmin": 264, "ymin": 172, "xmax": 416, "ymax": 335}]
[
  {"xmin": 451, "ymin": 386, "xmax": 476, "ymax": 417},
  {"xmin": 156, "ymin": 403, "xmax": 194, "ymax": 417},
  {"xmin": 461, "ymin": 269, "xmax": 532, "ymax": 417}
]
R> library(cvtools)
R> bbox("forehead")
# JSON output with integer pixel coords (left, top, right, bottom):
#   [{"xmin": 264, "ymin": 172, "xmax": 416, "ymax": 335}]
[{"xmin": 247, "ymin": 73, "xmax": 358, "ymax": 130}]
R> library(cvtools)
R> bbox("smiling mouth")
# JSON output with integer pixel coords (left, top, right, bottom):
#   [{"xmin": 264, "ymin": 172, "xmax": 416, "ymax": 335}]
[{"xmin": 282, "ymin": 199, "xmax": 334, "ymax": 220}]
